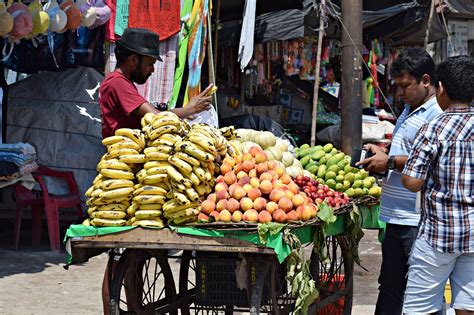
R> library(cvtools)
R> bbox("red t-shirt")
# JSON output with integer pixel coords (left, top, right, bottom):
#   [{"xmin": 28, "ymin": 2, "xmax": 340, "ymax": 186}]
[{"xmin": 99, "ymin": 71, "xmax": 146, "ymax": 138}]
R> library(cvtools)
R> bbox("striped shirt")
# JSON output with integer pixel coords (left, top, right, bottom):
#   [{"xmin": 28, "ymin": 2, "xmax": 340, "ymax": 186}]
[
  {"xmin": 380, "ymin": 97, "xmax": 442, "ymax": 226},
  {"xmin": 403, "ymin": 107, "xmax": 474, "ymax": 253}
]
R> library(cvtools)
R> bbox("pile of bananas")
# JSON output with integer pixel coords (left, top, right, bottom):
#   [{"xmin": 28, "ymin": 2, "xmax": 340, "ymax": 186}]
[{"xmin": 84, "ymin": 129, "xmax": 146, "ymax": 227}]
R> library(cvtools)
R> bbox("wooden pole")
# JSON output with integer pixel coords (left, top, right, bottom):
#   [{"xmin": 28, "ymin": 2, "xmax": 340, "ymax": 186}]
[
  {"xmin": 341, "ymin": 0, "xmax": 363, "ymax": 154},
  {"xmin": 213, "ymin": 0, "xmax": 221, "ymax": 69},
  {"xmin": 424, "ymin": 0, "xmax": 435, "ymax": 49},
  {"xmin": 207, "ymin": 1, "xmax": 218, "ymax": 111},
  {"xmin": 310, "ymin": 0, "xmax": 326, "ymax": 146}
]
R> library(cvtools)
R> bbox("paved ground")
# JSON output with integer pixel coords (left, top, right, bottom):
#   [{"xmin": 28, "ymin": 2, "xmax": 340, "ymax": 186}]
[{"xmin": 0, "ymin": 221, "xmax": 382, "ymax": 315}]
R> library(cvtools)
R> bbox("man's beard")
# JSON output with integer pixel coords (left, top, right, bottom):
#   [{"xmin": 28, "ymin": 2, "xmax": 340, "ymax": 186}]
[{"xmin": 131, "ymin": 66, "xmax": 148, "ymax": 85}]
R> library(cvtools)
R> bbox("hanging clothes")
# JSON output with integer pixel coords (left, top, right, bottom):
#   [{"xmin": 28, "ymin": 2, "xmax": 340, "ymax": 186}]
[
  {"xmin": 114, "ymin": 0, "xmax": 129, "ymax": 37},
  {"xmin": 183, "ymin": 0, "xmax": 209, "ymax": 106},
  {"xmin": 168, "ymin": 0, "xmax": 194, "ymax": 109},
  {"xmin": 238, "ymin": 0, "xmax": 256, "ymax": 71},
  {"xmin": 105, "ymin": 34, "xmax": 178, "ymax": 105},
  {"xmin": 105, "ymin": 0, "xmax": 118, "ymax": 41},
  {"xmin": 127, "ymin": 0, "xmax": 180, "ymax": 41}
]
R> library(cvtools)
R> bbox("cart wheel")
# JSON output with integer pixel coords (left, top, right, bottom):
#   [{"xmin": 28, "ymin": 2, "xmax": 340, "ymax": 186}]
[
  {"xmin": 109, "ymin": 249, "xmax": 178, "ymax": 315},
  {"xmin": 310, "ymin": 235, "xmax": 354, "ymax": 315},
  {"xmin": 269, "ymin": 260, "xmax": 296, "ymax": 314}
]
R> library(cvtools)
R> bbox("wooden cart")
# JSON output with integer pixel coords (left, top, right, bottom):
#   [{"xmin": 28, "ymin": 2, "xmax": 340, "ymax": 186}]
[{"xmin": 68, "ymin": 223, "xmax": 354, "ymax": 315}]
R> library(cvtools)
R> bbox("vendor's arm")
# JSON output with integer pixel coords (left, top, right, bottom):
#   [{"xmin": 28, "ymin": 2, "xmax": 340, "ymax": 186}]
[
  {"xmin": 401, "ymin": 124, "xmax": 436, "ymax": 192},
  {"xmin": 356, "ymin": 149, "xmax": 407, "ymax": 173},
  {"xmin": 133, "ymin": 85, "xmax": 213, "ymax": 119}
]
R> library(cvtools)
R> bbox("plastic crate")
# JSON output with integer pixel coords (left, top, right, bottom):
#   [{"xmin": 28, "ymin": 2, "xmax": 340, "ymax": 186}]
[{"xmin": 195, "ymin": 252, "xmax": 278, "ymax": 307}]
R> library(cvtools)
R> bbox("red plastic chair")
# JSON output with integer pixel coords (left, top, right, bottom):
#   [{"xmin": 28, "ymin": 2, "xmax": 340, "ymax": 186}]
[{"xmin": 14, "ymin": 166, "xmax": 83, "ymax": 251}]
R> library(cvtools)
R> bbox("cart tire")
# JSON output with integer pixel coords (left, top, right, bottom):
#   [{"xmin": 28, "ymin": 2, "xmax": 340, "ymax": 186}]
[
  {"xmin": 109, "ymin": 249, "xmax": 178, "ymax": 315},
  {"xmin": 178, "ymin": 250, "xmax": 195, "ymax": 315},
  {"xmin": 310, "ymin": 235, "xmax": 354, "ymax": 315}
]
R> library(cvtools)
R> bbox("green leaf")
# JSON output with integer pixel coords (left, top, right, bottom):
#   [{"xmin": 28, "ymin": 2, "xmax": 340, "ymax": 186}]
[
  {"xmin": 257, "ymin": 222, "xmax": 285, "ymax": 245},
  {"xmin": 317, "ymin": 202, "xmax": 337, "ymax": 224}
]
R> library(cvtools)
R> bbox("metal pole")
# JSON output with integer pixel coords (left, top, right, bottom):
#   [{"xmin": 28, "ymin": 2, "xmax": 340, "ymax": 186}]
[
  {"xmin": 341, "ymin": 0, "xmax": 363, "ymax": 155},
  {"xmin": 0, "ymin": 65, "xmax": 8, "ymax": 143},
  {"xmin": 213, "ymin": 0, "xmax": 221, "ymax": 69},
  {"xmin": 310, "ymin": 0, "xmax": 326, "ymax": 146}
]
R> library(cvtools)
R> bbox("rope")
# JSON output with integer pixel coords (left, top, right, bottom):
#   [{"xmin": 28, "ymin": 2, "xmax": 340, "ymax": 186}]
[{"xmin": 327, "ymin": 0, "xmax": 396, "ymax": 117}]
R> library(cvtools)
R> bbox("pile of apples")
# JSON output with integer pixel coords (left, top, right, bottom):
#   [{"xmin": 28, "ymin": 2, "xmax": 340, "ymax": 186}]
[
  {"xmin": 198, "ymin": 147, "xmax": 318, "ymax": 224},
  {"xmin": 293, "ymin": 175, "xmax": 350, "ymax": 208}
]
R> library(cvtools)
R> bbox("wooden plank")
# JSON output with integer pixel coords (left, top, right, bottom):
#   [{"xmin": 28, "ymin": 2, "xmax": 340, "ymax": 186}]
[{"xmin": 70, "ymin": 228, "xmax": 275, "ymax": 255}]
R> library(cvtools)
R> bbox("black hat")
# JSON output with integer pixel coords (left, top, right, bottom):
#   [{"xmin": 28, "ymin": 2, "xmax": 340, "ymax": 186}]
[{"xmin": 116, "ymin": 28, "xmax": 163, "ymax": 61}]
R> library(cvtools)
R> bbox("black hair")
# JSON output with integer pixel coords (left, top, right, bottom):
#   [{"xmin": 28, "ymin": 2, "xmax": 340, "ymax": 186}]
[
  {"xmin": 436, "ymin": 55, "xmax": 474, "ymax": 103},
  {"xmin": 115, "ymin": 43, "xmax": 142, "ymax": 66},
  {"xmin": 391, "ymin": 48, "xmax": 437, "ymax": 86}
]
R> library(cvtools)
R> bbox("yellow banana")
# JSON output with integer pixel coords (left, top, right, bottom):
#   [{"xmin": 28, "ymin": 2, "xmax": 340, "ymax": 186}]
[
  {"xmin": 99, "ymin": 187, "xmax": 134, "ymax": 199},
  {"xmin": 194, "ymin": 184, "xmax": 208, "ymax": 196},
  {"xmin": 126, "ymin": 217, "xmax": 137, "ymax": 226},
  {"xmin": 119, "ymin": 154, "xmax": 147, "ymax": 164},
  {"xmin": 92, "ymin": 195, "xmax": 132, "ymax": 206},
  {"xmin": 98, "ymin": 203, "xmax": 128, "ymax": 212},
  {"xmin": 102, "ymin": 135, "xmax": 132, "ymax": 146},
  {"xmin": 148, "ymin": 125, "xmax": 180, "ymax": 141},
  {"xmin": 142, "ymin": 174, "xmax": 168, "ymax": 185},
  {"xmin": 182, "ymin": 178, "xmax": 193, "ymax": 188},
  {"xmin": 174, "ymin": 152, "xmax": 200, "ymax": 167},
  {"xmin": 91, "ymin": 210, "xmax": 127, "ymax": 219},
  {"xmin": 170, "ymin": 215, "xmax": 198, "ymax": 225},
  {"xmin": 132, "ymin": 219, "xmax": 164, "ymax": 228},
  {"xmin": 147, "ymin": 138, "xmax": 175, "ymax": 147},
  {"xmin": 152, "ymin": 117, "xmax": 181, "ymax": 129},
  {"xmin": 135, "ymin": 210, "xmax": 163, "ymax": 220},
  {"xmin": 172, "ymin": 191, "xmax": 191, "ymax": 205},
  {"xmin": 91, "ymin": 189, "xmax": 103, "ymax": 198},
  {"xmin": 87, "ymin": 206, "xmax": 97, "ymax": 216},
  {"xmin": 97, "ymin": 159, "xmax": 132, "ymax": 172},
  {"xmin": 133, "ymin": 185, "xmax": 167, "ymax": 196},
  {"xmin": 100, "ymin": 168, "xmax": 134, "ymax": 180},
  {"xmin": 93, "ymin": 174, "xmax": 104, "ymax": 185},
  {"xmin": 145, "ymin": 151, "xmax": 171, "ymax": 161},
  {"xmin": 205, "ymin": 84, "xmax": 218, "ymax": 96},
  {"xmin": 136, "ymin": 169, "xmax": 148, "ymax": 183},
  {"xmin": 82, "ymin": 218, "xmax": 91, "ymax": 226},
  {"xmin": 162, "ymin": 199, "xmax": 199, "ymax": 213},
  {"xmin": 159, "ymin": 133, "xmax": 182, "ymax": 145},
  {"xmin": 184, "ymin": 171, "xmax": 200, "ymax": 186},
  {"xmin": 99, "ymin": 179, "xmax": 134, "ymax": 191},
  {"xmin": 185, "ymin": 188, "xmax": 200, "ymax": 202},
  {"xmin": 107, "ymin": 140, "xmax": 141, "ymax": 152},
  {"xmin": 91, "ymin": 218, "xmax": 126, "ymax": 227},
  {"xmin": 144, "ymin": 161, "xmax": 171, "ymax": 170},
  {"xmin": 164, "ymin": 207, "xmax": 199, "ymax": 219},
  {"xmin": 127, "ymin": 204, "xmax": 138, "ymax": 216},
  {"xmin": 146, "ymin": 166, "xmax": 170, "ymax": 176},
  {"xmin": 187, "ymin": 136, "xmax": 217, "ymax": 156},
  {"xmin": 170, "ymin": 180, "xmax": 187, "ymax": 193},
  {"xmin": 165, "ymin": 165, "xmax": 185, "ymax": 183},
  {"xmin": 179, "ymin": 142, "xmax": 214, "ymax": 162},
  {"xmin": 132, "ymin": 195, "xmax": 167, "ymax": 205},
  {"xmin": 105, "ymin": 148, "xmax": 140, "ymax": 160},
  {"xmin": 144, "ymin": 146, "xmax": 172, "ymax": 155},
  {"xmin": 168, "ymin": 156, "xmax": 193, "ymax": 174},
  {"xmin": 85, "ymin": 186, "xmax": 94, "ymax": 198},
  {"xmin": 193, "ymin": 167, "xmax": 206, "ymax": 182},
  {"xmin": 143, "ymin": 113, "xmax": 156, "ymax": 126},
  {"xmin": 151, "ymin": 111, "xmax": 179, "ymax": 121},
  {"xmin": 138, "ymin": 203, "xmax": 163, "ymax": 210},
  {"xmin": 115, "ymin": 128, "xmax": 145, "ymax": 147}
]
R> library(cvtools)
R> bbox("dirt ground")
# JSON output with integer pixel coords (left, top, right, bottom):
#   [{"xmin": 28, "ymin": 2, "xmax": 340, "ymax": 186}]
[{"xmin": 0, "ymin": 221, "xmax": 382, "ymax": 315}]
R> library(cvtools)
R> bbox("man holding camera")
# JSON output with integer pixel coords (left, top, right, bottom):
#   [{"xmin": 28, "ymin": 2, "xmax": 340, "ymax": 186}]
[{"xmin": 357, "ymin": 48, "xmax": 442, "ymax": 315}]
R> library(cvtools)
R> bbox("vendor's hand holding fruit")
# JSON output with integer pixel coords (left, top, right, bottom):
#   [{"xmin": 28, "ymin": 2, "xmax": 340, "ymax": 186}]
[{"xmin": 184, "ymin": 84, "xmax": 214, "ymax": 119}]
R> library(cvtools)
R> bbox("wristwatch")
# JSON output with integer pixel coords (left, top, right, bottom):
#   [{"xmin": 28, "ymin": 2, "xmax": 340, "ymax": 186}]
[{"xmin": 387, "ymin": 156, "xmax": 396, "ymax": 170}]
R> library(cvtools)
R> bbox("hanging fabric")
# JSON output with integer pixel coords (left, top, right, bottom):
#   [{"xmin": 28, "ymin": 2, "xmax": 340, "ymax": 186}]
[
  {"xmin": 106, "ymin": 34, "xmax": 178, "ymax": 105},
  {"xmin": 104, "ymin": 0, "xmax": 118, "ymax": 41},
  {"xmin": 183, "ymin": 0, "xmax": 209, "ymax": 107},
  {"xmin": 168, "ymin": 0, "xmax": 194, "ymax": 109},
  {"xmin": 237, "ymin": 0, "xmax": 256, "ymax": 71},
  {"xmin": 127, "ymin": 0, "xmax": 179, "ymax": 41},
  {"xmin": 114, "ymin": 0, "xmax": 128, "ymax": 36}
]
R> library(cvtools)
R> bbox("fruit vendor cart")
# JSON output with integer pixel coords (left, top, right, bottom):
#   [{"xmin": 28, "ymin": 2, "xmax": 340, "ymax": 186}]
[{"xmin": 64, "ymin": 199, "xmax": 377, "ymax": 315}]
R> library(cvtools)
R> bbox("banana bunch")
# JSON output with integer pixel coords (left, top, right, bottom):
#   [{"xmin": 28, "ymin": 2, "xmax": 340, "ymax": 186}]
[
  {"xmin": 162, "ymin": 199, "xmax": 200, "ymax": 225},
  {"xmin": 219, "ymin": 126, "xmax": 237, "ymax": 140},
  {"xmin": 227, "ymin": 140, "xmax": 244, "ymax": 158},
  {"xmin": 84, "ymin": 128, "xmax": 147, "ymax": 227}
]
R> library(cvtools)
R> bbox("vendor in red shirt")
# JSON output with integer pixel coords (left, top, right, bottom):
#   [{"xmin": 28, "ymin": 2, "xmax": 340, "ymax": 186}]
[{"xmin": 99, "ymin": 27, "xmax": 212, "ymax": 138}]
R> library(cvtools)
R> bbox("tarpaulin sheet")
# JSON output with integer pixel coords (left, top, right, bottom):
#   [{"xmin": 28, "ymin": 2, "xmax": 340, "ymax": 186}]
[{"xmin": 6, "ymin": 67, "xmax": 105, "ymax": 209}]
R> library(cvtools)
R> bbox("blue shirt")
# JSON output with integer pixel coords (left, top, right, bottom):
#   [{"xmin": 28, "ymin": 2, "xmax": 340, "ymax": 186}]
[{"xmin": 379, "ymin": 97, "xmax": 442, "ymax": 226}]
